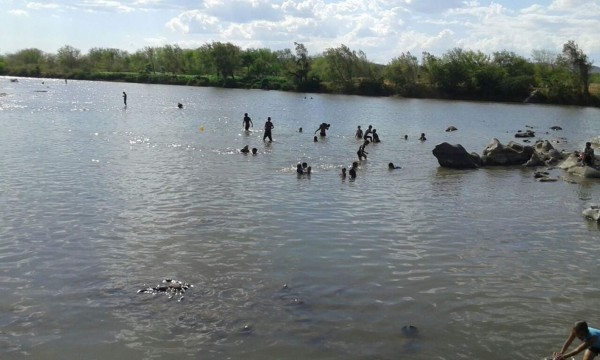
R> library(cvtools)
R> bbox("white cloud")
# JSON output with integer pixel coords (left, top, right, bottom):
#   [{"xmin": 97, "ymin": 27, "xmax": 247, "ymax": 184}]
[
  {"xmin": 26, "ymin": 2, "xmax": 60, "ymax": 10},
  {"xmin": 76, "ymin": 0, "xmax": 135, "ymax": 13},
  {"xmin": 166, "ymin": 10, "xmax": 221, "ymax": 34},
  {"xmin": 9, "ymin": 9, "xmax": 29, "ymax": 16},
  {"xmin": 2, "ymin": 0, "xmax": 599, "ymax": 64}
]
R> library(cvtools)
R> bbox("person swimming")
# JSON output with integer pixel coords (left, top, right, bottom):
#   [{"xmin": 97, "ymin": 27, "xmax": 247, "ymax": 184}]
[
  {"xmin": 240, "ymin": 145, "xmax": 250, "ymax": 154},
  {"xmin": 313, "ymin": 136, "xmax": 318, "ymax": 142},
  {"xmin": 296, "ymin": 164, "xmax": 304, "ymax": 174},
  {"xmin": 388, "ymin": 162, "xmax": 401, "ymax": 169},
  {"xmin": 419, "ymin": 133, "xmax": 427, "ymax": 141},
  {"xmin": 252, "ymin": 147, "xmax": 258, "ymax": 155},
  {"xmin": 178, "ymin": 103, "xmax": 183, "ymax": 109}
]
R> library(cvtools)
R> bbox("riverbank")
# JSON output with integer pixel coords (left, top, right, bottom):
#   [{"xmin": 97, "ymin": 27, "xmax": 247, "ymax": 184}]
[{"xmin": 4, "ymin": 71, "xmax": 600, "ymax": 108}]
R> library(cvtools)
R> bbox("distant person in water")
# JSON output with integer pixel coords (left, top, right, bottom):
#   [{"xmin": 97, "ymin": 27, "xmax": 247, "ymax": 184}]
[
  {"xmin": 243, "ymin": 113, "xmax": 253, "ymax": 131},
  {"xmin": 363, "ymin": 125, "xmax": 373, "ymax": 141},
  {"xmin": 341, "ymin": 167, "xmax": 347, "ymax": 178},
  {"xmin": 122, "ymin": 91, "xmax": 127, "ymax": 106},
  {"xmin": 404, "ymin": 134, "xmax": 408, "ymax": 140},
  {"xmin": 263, "ymin": 117, "xmax": 274, "ymax": 142},
  {"xmin": 388, "ymin": 162, "xmax": 401, "ymax": 169},
  {"xmin": 296, "ymin": 164, "xmax": 304, "ymax": 174},
  {"xmin": 240, "ymin": 145, "xmax": 250, "ymax": 154},
  {"xmin": 299, "ymin": 127, "xmax": 303, "ymax": 133},
  {"xmin": 315, "ymin": 123, "xmax": 330, "ymax": 137},
  {"xmin": 349, "ymin": 168, "xmax": 357, "ymax": 179},
  {"xmin": 419, "ymin": 133, "xmax": 427, "ymax": 141},
  {"xmin": 372, "ymin": 129, "xmax": 380, "ymax": 143},
  {"xmin": 251, "ymin": 147, "xmax": 258, "ymax": 155},
  {"xmin": 349, "ymin": 161, "xmax": 358, "ymax": 179},
  {"xmin": 306, "ymin": 166, "xmax": 312, "ymax": 175},
  {"xmin": 178, "ymin": 103, "xmax": 183, "ymax": 109},
  {"xmin": 302, "ymin": 162, "xmax": 308, "ymax": 172},
  {"xmin": 355, "ymin": 126, "xmax": 363, "ymax": 139},
  {"xmin": 357, "ymin": 140, "xmax": 369, "ymax": 161},
  {"xmin": 314, "ymin": 136, "xmax": 318, "ymax": 142}
]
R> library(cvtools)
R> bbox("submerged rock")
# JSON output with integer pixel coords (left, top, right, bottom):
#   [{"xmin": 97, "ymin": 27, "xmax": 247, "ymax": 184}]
[
  {"xmin": 582, "ymin": 205, "xmax": 600, "ymax": 222},
  {"xmin": 137, "ymin": 279, "xmax": 193, "ymax": 299},
  {"xmin": 515, "ymin": 130, "xmax": 535, "ymax": 138}
]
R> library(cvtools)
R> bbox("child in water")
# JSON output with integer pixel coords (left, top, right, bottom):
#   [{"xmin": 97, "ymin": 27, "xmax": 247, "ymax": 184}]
[{"xmin": 552, "ymin": 321, "xmax": 600, "ymax": 360}]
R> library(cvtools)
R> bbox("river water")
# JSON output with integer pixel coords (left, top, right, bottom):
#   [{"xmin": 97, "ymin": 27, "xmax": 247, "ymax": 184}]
[{"xmin": 1, "ymin": 77, "xmax": 599, "ymax": 360}]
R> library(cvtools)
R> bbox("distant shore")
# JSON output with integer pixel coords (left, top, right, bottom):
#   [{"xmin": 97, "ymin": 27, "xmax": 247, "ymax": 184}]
[{"xmin": 5, "ymin": 72, "xmax": 600, "ymax": 108}]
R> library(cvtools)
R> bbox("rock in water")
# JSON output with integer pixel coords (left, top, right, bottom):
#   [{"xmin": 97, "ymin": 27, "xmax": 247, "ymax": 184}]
[{"xmin": 432, "ymin": 143, "xmax": 481, "ymax": 169}]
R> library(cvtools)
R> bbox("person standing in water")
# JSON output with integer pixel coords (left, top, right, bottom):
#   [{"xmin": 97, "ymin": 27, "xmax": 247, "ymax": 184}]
[
  {"xmin": 363, "ymin": 125, "xmax": 373, "ymax": 141},
  {"xmin": 122, "ymin": 91, "xmax": 127, "ymax": 106},
  {"xmin": 243, "ymin": 113, "xmax": 253, "ymax": 131},
  {"xmin": 357, "ymin": 140, "xmax": 369, "ymax": 161},
  {"xmin": 315, "ymin": 123, "xmax": 330, "ymax": 137},
  {"xmin": 263, "ymin": 117, "xmax": 274, "ymax": 142},
  {"xmin": 355, "ymin": 126, "xmax": 363, "ymax": 139}
]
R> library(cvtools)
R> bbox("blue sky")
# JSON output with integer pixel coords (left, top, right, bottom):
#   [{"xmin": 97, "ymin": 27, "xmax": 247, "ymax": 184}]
[{"xmin": 1, "ymin": 0, "xmax": 599, "ymax": 64}]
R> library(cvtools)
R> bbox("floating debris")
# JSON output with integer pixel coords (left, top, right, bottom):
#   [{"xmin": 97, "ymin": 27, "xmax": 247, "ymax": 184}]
[{"xmin": 137, "ymin": 279, "xmax": 193, "ymax": 299}]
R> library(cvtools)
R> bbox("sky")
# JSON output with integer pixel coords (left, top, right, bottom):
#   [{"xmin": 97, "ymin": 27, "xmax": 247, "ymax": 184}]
[{"xmin": 1, "ymin": 0, "xmax": 599, "ymax": 64}]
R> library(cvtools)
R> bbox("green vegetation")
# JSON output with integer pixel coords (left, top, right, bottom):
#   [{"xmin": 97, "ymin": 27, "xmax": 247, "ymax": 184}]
[{"xmin": 1, "ymin": 41, "xmax": 598, "ymax": 106}]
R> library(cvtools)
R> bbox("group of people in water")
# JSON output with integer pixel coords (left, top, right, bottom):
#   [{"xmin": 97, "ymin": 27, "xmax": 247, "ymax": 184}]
[
  {"xmin": 238, "ymin": 112, "xmax": 433, "ymax": 180},
  {"xmin": 242, "ymin": 113, "xmax": 274, "ymax": 142}
]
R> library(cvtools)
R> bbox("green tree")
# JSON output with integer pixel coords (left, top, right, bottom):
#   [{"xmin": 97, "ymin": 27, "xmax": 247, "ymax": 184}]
[
  {"xmin": 491, "ymin": 51, "xmax": 535, "ymax": 100},
  {"xmin": 312, "ymin": 44, "xmax": 377, "ymax": 93},
  {"xmin": 57, "ymin": 45, "xmax": 82, "ymax": 73},
  {"xmin": 277, "ymin": 42, "xmax": 314, "ymax": 90},
  {"xmin": 560, "ymin": 40, "xmax": 593, "ymax": 99},
  {"xmin": 4, "ymin": 48, "xmax": 46, "ymax": 76},
  {"xmin": 207, "ymin": 42, "xmax": 241, "ymax": 80},
  {"xmin": 86, "ymin": 47, "xmax": 130, "ymax": 72},
  {"xmin": 424, "ymin": 48, "xmax": 491, "ymax": 97},
  {"xmin": 0, "ymin": 55, "xmax": 5, "ymax": 74},
  {"xmin": 384, "ymin": 52, "xmax": 419, "ymax": 93},
  {"xmin": 241, "ymin": 48, "xmax": 279, "ymax": 79},
  {"xmin": 156, "ymin": 45, "xmax": 184, "ymax": 74}
]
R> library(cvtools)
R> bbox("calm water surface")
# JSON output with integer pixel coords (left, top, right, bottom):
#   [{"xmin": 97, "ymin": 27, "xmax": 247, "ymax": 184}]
[{"xmin": 1, "ymin": 77, "xmax": 600, "ymax": 359}]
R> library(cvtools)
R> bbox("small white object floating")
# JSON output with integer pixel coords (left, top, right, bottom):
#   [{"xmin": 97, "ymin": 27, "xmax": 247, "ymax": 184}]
[{"xmin": 582, "ymin": 204, "xmax": 600, "ymax": 222}]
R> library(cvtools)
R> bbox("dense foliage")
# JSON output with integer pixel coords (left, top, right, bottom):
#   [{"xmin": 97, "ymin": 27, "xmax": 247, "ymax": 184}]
[{"xmin": 1, "ymin": 41, "xmax": 598, "ymax": 106}]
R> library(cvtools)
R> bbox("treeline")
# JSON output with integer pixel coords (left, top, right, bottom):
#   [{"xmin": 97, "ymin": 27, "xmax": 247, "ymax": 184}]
[{"xmin": 1, "ymin": 40, "xmax": 598, "ymax": 106}]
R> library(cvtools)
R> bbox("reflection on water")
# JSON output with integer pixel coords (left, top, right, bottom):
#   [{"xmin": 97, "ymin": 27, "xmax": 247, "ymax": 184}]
[{"xmin": 0, "ymin": 77, "xmax": 599, "ymax": 359}]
